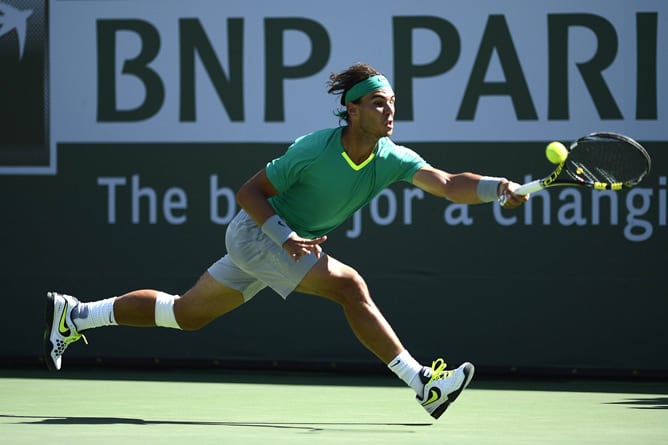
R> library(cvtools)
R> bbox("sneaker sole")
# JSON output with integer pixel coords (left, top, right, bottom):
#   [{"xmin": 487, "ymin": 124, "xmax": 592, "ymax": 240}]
[
  {"xmin": 43, "ymin": 292, "xmax": 58, "ymax": 371},
  {"xmin": 431, "ymin": 362, "xmax": 475, "ymax": 419}
]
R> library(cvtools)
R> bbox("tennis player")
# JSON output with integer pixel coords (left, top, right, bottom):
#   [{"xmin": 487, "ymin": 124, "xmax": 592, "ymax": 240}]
[{"xmin": 45, "ymin": 62, "xmax": 528, "ymax": 419}]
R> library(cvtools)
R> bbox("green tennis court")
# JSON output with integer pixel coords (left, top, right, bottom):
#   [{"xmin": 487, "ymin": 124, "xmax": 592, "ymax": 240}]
[{"xmin": 1, "ymin": 368, "xmax": 666, "ymax": 444}]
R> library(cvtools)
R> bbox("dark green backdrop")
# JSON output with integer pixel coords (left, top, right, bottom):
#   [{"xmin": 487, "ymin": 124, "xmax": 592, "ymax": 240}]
[{"xmin": 2, "ymin": 141, "xmax": 666, "ymax": 375}]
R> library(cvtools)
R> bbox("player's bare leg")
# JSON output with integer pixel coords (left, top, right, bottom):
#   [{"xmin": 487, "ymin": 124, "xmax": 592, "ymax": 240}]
[
  {"xmin": 44, "ymin": 273, "xmax": 244, "ymax": 370},
  {"xmin": 296, "ymin": 254, "xmax": 474, "ymax": 419},
  {"xmin": 112, "ymin": 273, "xmax": 245, "ymax": 329},
  {"xmin": 296, "ymin": 255, "xmax": 403, "ymax": 364}
]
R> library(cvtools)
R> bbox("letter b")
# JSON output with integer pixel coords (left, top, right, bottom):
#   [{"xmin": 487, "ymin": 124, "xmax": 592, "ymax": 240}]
[{"xmin": 97, "ymin": 19, "xmax": 165, "ymax": 121}]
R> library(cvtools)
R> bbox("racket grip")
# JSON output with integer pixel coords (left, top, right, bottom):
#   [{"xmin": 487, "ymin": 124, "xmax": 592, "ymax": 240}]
[
  {"xmin": 498, "ymin": 180, "xmax": 543, "ymax": 206},
  {"xmin": 513, "ymin": 180, "xmax": 545, "ymax": 196}
]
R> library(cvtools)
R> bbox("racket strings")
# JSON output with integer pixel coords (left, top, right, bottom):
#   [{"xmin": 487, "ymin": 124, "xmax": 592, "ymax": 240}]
[{"xmin": 567, "ymin": 138, "xmax": 649, "ymax": 187}]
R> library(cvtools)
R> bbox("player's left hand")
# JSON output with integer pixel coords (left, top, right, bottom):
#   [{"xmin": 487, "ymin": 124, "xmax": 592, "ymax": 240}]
[{"xmin": 285, "ymin": 234, "xmax": 327, "ymax": 262}]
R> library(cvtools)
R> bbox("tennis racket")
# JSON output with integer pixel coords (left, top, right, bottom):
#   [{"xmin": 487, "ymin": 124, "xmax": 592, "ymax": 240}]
[{"xmin": 500, "ymin": 132, "xmax": 651, "ymax": 205}]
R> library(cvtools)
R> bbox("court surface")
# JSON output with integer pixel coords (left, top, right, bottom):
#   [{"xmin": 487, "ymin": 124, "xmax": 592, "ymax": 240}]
[{"xmin": 1, "ymin": 368, "xmax": 666, "ymax": 445}]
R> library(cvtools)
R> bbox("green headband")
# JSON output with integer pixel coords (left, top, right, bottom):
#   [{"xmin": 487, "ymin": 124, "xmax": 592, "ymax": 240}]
[{"xmin": 343, "ymin": 75, "xmax": 393, "ymax": 104}]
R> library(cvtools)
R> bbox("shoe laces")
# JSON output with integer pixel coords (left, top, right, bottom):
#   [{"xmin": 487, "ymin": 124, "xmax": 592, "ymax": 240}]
[
  {"xmin": 427, "ymin": 358, "xmax": 454, "ymax": 383},
  {"xmin": 68, "ymin": 332, "xmax": 88, "ymax": 345},
  {"xmin": 65, "ymin": 307, "xmax": 88, "ymax": 345},
  {"xmin": 62, "ymin": 315, "xmax": 88, "ymax": 346}
]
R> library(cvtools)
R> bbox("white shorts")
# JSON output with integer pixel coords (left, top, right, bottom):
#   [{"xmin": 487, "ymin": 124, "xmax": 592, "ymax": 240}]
[{"xmin": 207, "ymin": 210, "xmax": 322, "ymax": 301}]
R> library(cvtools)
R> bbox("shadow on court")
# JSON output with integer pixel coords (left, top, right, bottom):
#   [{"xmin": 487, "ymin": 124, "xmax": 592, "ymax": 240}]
[
  {"xmin": 0, "ymin": 414, "xmax": 432, "ymax": 432},
  {"xmin": 606, "ymin": 397, "xmax": 668, "ymax": 410}
]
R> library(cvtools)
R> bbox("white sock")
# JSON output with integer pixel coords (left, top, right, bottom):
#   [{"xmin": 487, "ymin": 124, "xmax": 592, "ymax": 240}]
[
  {"xmin": 388, "ymin": 350, "xmax": 425, "ymax": 394},
  {"xmin": 71, "ymin": 297, "xmax": 117, "ymax": 331}
]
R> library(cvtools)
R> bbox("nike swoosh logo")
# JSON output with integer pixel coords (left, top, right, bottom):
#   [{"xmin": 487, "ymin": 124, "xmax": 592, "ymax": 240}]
[
  {"xmin": 277, "ymin": 220, "xmax": 287, "ymax": 227},
  {"xmin": 58, "ymin": 301, "xmax": 71, "ymax": 336},
  {"xmin": 422, "ymin": 388, "xmax": 440, "ymax": 406},
  {"xmin": 389, "ymin": 359, "xmax": 401, "ymax": 368}
]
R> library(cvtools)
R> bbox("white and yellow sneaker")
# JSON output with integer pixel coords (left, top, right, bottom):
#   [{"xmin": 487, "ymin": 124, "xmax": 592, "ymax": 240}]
[
  {"xmin": 44, "ymin": 292, "xmax": 87, "ymax": 371},
  {"xmin": 416, "ymin": 359, "xmax": 474, "ymax": 419}
]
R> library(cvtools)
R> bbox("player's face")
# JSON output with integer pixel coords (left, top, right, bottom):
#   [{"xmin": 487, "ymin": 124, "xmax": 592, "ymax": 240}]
[{"xmin": 354, "ymin": 88, "xmax": 395, "ymax": 137}]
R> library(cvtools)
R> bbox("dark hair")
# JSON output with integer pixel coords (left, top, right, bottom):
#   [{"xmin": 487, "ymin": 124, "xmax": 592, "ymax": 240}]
[{"xmin": 327, "ymin": 62, "xmax": 382, "ymax": 121}]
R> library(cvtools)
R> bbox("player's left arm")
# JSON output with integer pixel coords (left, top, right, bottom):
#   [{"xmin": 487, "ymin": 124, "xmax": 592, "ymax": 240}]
[{"xmin": 412, "ymin": 166, "xmax": 527, "ymax": 208}]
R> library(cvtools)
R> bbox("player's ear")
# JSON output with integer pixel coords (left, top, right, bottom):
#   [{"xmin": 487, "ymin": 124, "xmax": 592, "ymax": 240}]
[{"xmin": 347, "ymin": 103, "xmax": 358, "ymax": 119}]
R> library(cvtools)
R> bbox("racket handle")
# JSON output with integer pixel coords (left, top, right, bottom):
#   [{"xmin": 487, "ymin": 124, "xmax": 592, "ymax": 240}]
[
  {"xmin": 498, "ymin": 180, "xmax": 544, "ymax": 206},
  {"xmin": 513, "ymin": 180, "xmax": 545, "ymax": 196}
]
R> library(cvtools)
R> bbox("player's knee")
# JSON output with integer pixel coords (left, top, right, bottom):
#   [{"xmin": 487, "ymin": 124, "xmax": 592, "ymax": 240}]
[{"xmin": 331, "ymin": 271, "xmax": 371, "ymax": 307}]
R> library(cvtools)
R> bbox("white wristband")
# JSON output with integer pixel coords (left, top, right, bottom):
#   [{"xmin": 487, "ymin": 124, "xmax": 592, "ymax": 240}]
[
  {"xmin": 477, "ymin": 176, "xmax": 505, "ymax": 202},
  {"xmin": 261, "ymin": 214, "xmax": 295, "ymax": 246}
]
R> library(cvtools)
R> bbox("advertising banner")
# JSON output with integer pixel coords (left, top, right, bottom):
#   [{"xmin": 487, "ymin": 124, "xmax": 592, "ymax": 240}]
[{"xmin": 0, "ymin": 0, "xmax": 665, "ymax": 373}]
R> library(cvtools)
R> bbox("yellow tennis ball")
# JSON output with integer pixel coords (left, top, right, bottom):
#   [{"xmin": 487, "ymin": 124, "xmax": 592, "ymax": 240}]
[{"xmin": 545, "ymin": 141, "xmax": 568, "ymax": 164}]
